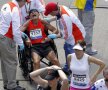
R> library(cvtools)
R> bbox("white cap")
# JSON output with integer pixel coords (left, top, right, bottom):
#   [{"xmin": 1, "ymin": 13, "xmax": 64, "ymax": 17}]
[{"xmin": 73, "ymin": 44, "xmax": 83, "ymax": 50}]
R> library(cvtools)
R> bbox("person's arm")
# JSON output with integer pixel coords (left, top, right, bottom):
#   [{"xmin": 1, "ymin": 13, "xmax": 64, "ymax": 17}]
[
  {"xmin": 20, "ymin": 20, "xmax": 32, "ymax": 47},
  {"xmin": 30, "ymin": 67, "xmax": 50, "ymax": 88},
  {"xmin": 12, "ymin": 7, "xmax": 23, "ymax": 45},
  {"xmin": 58, "ymin": 69, "xmax": 69, "ymax": 90},
  {"xmin": 42, "ymin": 20, "xmax": 59, "ymax": 34},
  {"xmin": 43, "ymin": 17, "xmax": 57, "ymax": 23},
  {"xmin": 41, "ymin": 20, "xmax": 61, "ymax": 43},
  {"xmin": 88, "ymin": 56, "xmax": 105, "ymax": 86},
  {"xmin": 67, "ymin": 54, "xmax": 72, "ymax": 69},
  {"xmin": 51, "ymin": 65, "xmax": 69, "ymax": 90},
  {"xmin": 60, "ymin": 14, "xmax": 72, "ymax": 39},
  {"xmin": 20, "ymin": 20, "xmax": 30, "ymax": 32},
  {"xmin": 42, "ymin": 20, "xmax": 61, "ymax": 40}
]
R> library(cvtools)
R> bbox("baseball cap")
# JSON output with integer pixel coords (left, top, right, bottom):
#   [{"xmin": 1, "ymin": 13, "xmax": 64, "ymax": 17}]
[
  {"xmin": 44, "ymin": 2, "xmax": 58, "ymax": 16},
  {"xmin": 26, "ymin": 0, "xmax": 30, "ymax": 3},
  {"xmin": 45, "ymin": 70, "xmax": 59, "ymax": 80},
  {"xmin": 73, "ymin": 43, "xmax": 83, "ymax": 50}
]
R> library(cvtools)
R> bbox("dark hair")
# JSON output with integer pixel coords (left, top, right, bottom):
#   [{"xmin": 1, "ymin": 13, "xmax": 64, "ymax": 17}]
[
  {"xmin": 77, "ymin": 40, "xmax": 86, "ymax": 51},
  {"xmin": 45, "ymin": 70, "xmax": 59, "ymax": 80},
  {"xmin": 29, "ymin": 9, "xmax": 39, "ymax": 16}
]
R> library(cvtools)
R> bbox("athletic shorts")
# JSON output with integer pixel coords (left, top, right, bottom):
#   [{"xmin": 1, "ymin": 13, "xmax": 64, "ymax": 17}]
[
  {"xmin": 70, "ymin": 86, "xmax": 91, "ymax": 90},
  {"xmin": 32, "ymin": 42, "xmax": 53, "ymax": 58}
]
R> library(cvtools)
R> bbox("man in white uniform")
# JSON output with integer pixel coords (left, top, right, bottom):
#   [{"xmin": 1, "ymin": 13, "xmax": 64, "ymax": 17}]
[
  {"xmin": 44, "ymin": 2, "xmax": 86, "ymax": 74},
  {"xmin": 0, "ymin": 0, "xmax": 29, "ymax": 90}
]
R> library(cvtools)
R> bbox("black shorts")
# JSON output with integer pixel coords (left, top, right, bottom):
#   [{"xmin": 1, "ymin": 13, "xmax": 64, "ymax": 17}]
[{"xmin": 32, "ymin": 42, "xmax": 53, "ymax": 58}]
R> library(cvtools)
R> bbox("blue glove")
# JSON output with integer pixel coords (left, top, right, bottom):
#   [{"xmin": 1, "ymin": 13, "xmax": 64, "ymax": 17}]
[
  {"xmin": 19, "ymin": 44, "xmax": 24, "ymax": 51},
  {"xmin": 21, "ymin": 32, "xmax": 28, "ymax": 40},
  {"xmin": 48, "ymin": 34, "xmax": 57, "ymax": 39}
]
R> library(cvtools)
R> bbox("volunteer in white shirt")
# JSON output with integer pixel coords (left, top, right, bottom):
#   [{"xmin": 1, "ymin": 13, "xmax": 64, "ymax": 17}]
[
  {"xmin": 0, "ymin": 0, "xmax": 29, "ymax": 90},
  {"xmin": 44, "ymin": 2, "xmax": 86, "ymax": 73}
]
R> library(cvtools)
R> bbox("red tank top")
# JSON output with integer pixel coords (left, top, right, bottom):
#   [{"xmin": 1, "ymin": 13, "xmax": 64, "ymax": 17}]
[{"xmin": 27, "ymin": 19, "xmax": 47, "ymax": 44}]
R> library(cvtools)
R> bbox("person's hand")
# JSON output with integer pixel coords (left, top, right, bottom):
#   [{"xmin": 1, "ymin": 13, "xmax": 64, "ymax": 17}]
[
  {"xmin": 50, "ymin": 65, "xmax": 61, "ymax": 70},
  {"xmin": 18, "ymin": 44, "xmax": 24, "ymax": 52},
  {"xmin": 89, "ymin": 75, "xmax": 97, "ymax": 86},
  {"xmin": 46, "ymin": 66, "xmax": 54, "ymax": 70},
  {"xmin": 25, "ymin": 38, "xmax": 32, "ymax": 47},
  {"xmin": 42, "ymin": 37, "xmax": 51, "ymax": 43},
  {"xmin": 48, "ymin": 34, "xmax": 57, "ymax": 39},
  {"xmin": 46, "ymin": 65, "xmax": 61, "ymax": 70}
]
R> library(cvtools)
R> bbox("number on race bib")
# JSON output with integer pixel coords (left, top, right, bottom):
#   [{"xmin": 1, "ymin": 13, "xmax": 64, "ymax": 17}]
[{"xmin": 30, "ymin": 29, "xmax": 42, "ymax": 40}]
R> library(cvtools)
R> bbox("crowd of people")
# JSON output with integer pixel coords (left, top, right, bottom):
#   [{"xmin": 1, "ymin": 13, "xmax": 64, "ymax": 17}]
[{"xmin": 0, "ymin": 0, "xmax": 107, "ymax": 90}]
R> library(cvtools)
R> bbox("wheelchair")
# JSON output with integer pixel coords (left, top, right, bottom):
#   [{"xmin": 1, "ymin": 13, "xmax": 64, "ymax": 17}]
[{"xmin": 18, "ymin": 33, "xmax": 58, "ymax": 83}]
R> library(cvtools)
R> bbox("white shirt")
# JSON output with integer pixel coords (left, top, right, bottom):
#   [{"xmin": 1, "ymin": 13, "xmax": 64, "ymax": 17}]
[
  {"xmin": 70, "ymin": 53, "xmax": 90, "ymax": 89},
  {"xmin": 92, "ymin": 79, "xmax": 108, "ymax": 90},
  {"xmin": 0, "ymin": 0, "xmax": 23, "ymax": 45},
  {"xmin": 57, "ymin": 5, "xmax": 86, "ymax": 45}
]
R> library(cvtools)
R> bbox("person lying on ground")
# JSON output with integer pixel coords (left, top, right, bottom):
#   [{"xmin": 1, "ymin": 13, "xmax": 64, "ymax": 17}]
[{"xmin": 30, "ymin": 65, "xmax": 69, "ymax": 90}]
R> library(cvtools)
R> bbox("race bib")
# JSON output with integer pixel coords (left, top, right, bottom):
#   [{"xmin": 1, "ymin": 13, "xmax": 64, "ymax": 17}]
[
  {"xmin": 30, "ymin": 29, "xmax": 42, "ymax": 40},
  {"xmin": 73, "ymin": 74, "xmax": 87, "ymax": 86}
]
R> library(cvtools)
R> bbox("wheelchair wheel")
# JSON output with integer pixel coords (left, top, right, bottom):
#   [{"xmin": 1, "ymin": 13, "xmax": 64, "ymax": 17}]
[{"xmin": 18, "ymin": 47, "xmax": 33, "ymax": 79}]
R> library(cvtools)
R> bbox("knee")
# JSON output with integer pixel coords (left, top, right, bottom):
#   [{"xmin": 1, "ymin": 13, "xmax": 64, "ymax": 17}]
[
  {"xmin": 51, "ymin": 58, "xmax": 60, "ymax": 66},
  {"xmin": 33, "ymin": 59, "xmax": 40, "ymax": 65}
]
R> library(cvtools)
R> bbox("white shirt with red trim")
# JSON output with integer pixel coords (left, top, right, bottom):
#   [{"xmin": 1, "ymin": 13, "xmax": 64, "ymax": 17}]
[
  {"xmin": 20, "ymin": 0, "xmax": 45, "ymax": 24},
  {"xmin": 58, "ymin": 5, "xmax": 86, "ymax": 45},
  {"xmin": 0, "ymin": 0, "xmax": 23, "ymax": 45}
]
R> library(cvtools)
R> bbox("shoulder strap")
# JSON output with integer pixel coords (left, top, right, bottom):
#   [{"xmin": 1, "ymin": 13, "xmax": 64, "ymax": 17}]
[{"xmin": 25, "ymin": 2, "xmax": 31, "ymax": 14}]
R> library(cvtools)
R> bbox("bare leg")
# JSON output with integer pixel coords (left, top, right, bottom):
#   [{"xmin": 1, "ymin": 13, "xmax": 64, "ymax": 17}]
[
  {"xmin": 32, "ymin": 52, "xmax": 41, "ymax": 70},
  {"xmin": 46, "ymin": 51, "xmax": 60, "ymax": 67}
]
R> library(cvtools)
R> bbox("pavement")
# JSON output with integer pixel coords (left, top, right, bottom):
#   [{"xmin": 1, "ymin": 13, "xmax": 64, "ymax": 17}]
[{"xmin": 0, "ymin": 0, "xmax": 108, "ymax": 90}]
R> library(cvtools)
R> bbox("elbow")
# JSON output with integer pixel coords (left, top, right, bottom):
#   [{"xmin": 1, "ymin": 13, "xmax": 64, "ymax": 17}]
[
  {"xmin": 54, "ymin": 30, "xmax": 58, "ymax": 34},
  {"xmin": 101, "ymin": 63, "xmax": 105, "ymax": 69},
  {"xmin": 29, "ymin": 73, "xmax": 35, "ymax": 80},
  {"xmin": 29, "ymin": 73, "xmax": 33, "ymax": 79},
  {"xmin": 99, "ymin": 62, "xmax": 106, "ymax": 71}
]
